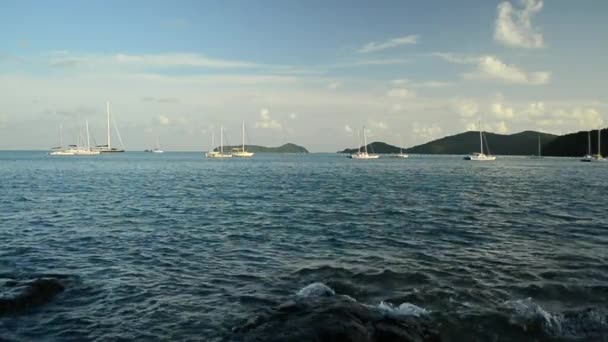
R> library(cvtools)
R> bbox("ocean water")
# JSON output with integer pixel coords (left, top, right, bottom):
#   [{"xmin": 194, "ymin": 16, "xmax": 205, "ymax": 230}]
[{"xmin": 1, "ymin": 151, "xmax": 607, "ymax": 341}]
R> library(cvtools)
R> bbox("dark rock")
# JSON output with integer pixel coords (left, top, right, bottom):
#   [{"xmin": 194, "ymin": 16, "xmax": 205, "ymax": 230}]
[
  {"xmin": 0, "ymin": 278, "xmax": 65, "ymax": 315},
  {"xmin": 230, "ymin": 295, "xmax": 441, "ymax": 342}
]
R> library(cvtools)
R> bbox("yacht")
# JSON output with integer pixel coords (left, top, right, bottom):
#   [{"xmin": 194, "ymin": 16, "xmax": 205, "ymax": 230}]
[
  {"xmin": 232, "ymin": 121, "xmax": 254, "ymax": 157},
  {"xmin": 349, "ymin": 127, "xmax": 379, "ymax": 159},
  {"xmin": 206, "ymin": 125, "xmax": 232, "ymax": 158},
  {"xmin": 582, "ymin": 129, "xmax": 606, "ymax": 162},
  {"xmin": 464, "ymin": 121, "xmax": 496, "ymax": 161},
  {"xmin": 93, "ymin": 101, "xmax": 125, "ymax": 153},
  {"xmin": 145, "ymin": 136, "xmax": 164, "ymax": 153},
  {"xmin": 50, "ymin": 121, "xmax": 100, "ymax": 155}
]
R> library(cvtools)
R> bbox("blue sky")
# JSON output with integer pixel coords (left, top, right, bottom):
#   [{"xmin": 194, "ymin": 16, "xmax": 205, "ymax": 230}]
[{"xmin": 1, "ymin": 0, "xmax": 607, "ymax": 151}]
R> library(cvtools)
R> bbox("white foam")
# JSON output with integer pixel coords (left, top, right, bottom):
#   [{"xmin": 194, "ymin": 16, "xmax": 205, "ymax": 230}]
[
  {"xmin": 504, "ymin": 298, "xmax": 562, "ymax": 334},
  {"xmin": 296, "ymin": 282, "xmax": 335, "ymax": 298},
  {"xmin": 377, "ymin": 301, "xmax": 429, "ymax": 317}
]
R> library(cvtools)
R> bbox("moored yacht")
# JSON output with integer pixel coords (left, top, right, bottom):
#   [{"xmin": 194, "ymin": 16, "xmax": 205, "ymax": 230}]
[
  {"xmin": 464, "ymin": 121, "xmax": 496, "ymax": 161},
  {"xmin": 206, "ymin": 125, "xmax": 232, "ymax": 158},
  {"xmin": 232, "ymin": 121, "xmax": 254, "ymax": 157},
  {"xmin": 349, "ymin": 127, "xmax": 379, "ymax": 159}
]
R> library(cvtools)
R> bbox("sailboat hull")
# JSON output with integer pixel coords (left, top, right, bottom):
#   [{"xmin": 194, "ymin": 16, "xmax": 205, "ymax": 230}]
[
  {"xmin": 464, "ymin": 154, "xmax": 496, "ymax": 161},
  {"xmin": 232, "ymin": 151, "xmax": 254, "ymax": 157}
]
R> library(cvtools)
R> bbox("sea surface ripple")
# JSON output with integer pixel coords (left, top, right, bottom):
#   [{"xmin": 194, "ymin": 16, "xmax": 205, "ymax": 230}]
[{"xmin": 1, "ymin": 152, "xmax": 607, "ymax": 341}]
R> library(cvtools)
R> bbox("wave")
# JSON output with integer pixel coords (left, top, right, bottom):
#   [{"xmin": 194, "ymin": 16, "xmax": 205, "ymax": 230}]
[
  {"xmin": 377, "ymin": 301, "xmax": 429, "ymax": 317},
  {"xmin": 505, "ymin": 297, "xmax": 607, "ymax": 339}
]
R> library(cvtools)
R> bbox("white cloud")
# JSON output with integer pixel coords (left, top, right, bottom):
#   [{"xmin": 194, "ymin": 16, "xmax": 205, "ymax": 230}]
[
  {"xmin": 468, "ymin": 56, "xmax": 549, "ymax": 85},
  {"xmin": 527, "ymin": 102, "xmax": 546, "ymax": 117},
  {"xmin": 387, "ymin": 88, "xmax": 416, "ymax": 98},
  {"xmin": 368, "ymin": 120, "xmax": 388, "ymax": 130},
  {"xmin": 327, "ymin": 81, "xmax": 341, "ymax": 89},
  {"xmin": 255, "ymin": 108, "xmax": 282, "ymax": 130},
  {"xmin": 554, "ymin": 107, "xmax": 604, "ymax": 129},
  {"xmin": 49, "ymin": 52, "xmax": 262, "ymax": 70},
  {"xmin": 495, "ymin": 121, "xmax": 510, "ymax": 134},
  {"xmin": 456, "ymin": 99, "xmax": 479, "ymax": 118},
  {"xmin": 344, "ymin": 125, "xmax": 354, "ymax": 135},
  {"xmin": 113, "ymin": 53, "xmax": 259, "ymax": 68},
  {"xmin": 391, "ymin": 78, "xmax": 452, "ymax": 88},
  {"xmin": 465, "ymin": 121, "xmax": 478, "ymax": 131},
  {"xmin": 495, "ymin": 0, "xmax": 544, "ymax": 48},
  {"xmin": 359, "ymin": 35, "xmax": 418, "ymax": 53},
  {"xmin": 412, "ymin": 122, "xmax": 442, "ymax": 139},
  {"xmin": 289, "ymin": 113, "xmax": 297, "ymax": 120},
  {"xmin": 159, "ymin": 115, "xmax": 170, "ymax": 125},
  {"xmin": 492, "ymin": 103, "xmax": 516, "ymax": 119},
  {"xmin": 434, "ymin": 54, "xmax": 549, "ymax": 85}
]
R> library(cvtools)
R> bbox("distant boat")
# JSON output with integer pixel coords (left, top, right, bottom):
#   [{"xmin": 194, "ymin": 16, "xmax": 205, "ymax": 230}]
[
  {"xmin": 145, "ymin": 136, "xmax": 164, "ymax": 153},
  {"xmin": 464, "ymin": 121, "xmax": 496, "ymax": 161},
  {"xmin": 394, "ymin": 139, "xmax": 409, "ymax": 158},
  {"xmin": 348, "ymin": 126, "xmax": 379, "ymax": 159},
  {"xmin": 529, "ymin": 134, "xmax": 542, "ymax": 159},
  {"xmin": 206, "ymin": 125, "xmax": 232, "ymax": 158},
  {"xmin": 49, "ymin": 124, "xmax": 73, "ymax": 155},
  {"xmin": 582, "ymin": 129, "xmax": 606, "ymax": 162},
  {"xmin": 51, "ymin": 121, "xmax": 100, "ymax": 155},
  {"xmin": 232, "ymin": 121, "xmax": 254, "ymax": 158},
  {"xmin": 92, "ymin": 101, "xmax": 125, "ymax": 153}
]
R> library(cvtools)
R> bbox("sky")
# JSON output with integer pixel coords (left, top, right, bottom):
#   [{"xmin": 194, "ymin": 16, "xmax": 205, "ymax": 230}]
[{"xmin": 1, "ymin": 0, "xmax": 607, "ymax": 152}]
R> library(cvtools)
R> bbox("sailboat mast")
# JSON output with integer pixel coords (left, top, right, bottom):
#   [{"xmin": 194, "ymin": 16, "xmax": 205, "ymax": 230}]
[
  {"xmin": 479, "ymin": 120, "xmax": 483, "ymax": 154},
  {"xmin": 86, "ymin": 120, "xmax": 91, "ymax": 150},
  {"xmin": 598, "ymin": 129, "xmax": 601, "ymax": 156},
  {"xmin": 106, "ymin": 101, "xmax": 111, "ymax": 150},
  {"xmin": 59, "ymin": 124, "xmax": 64, "ymax": 147},
  {"xmin": 588, "ymin": 131, "xmax": 591, "ymax": 155},
  {"xmin": 242, "ymin": 121, "xmax": 245, "ymax": 152},
  {"xmin": 363, "ymin": 127, "xmax": 368, "ymax": 154},
  {"xmin": 220, "ymin": 125, "xmax": 224, "ymax": 154},
  {"xmin": 211, "ymin": 132, "xmax": 215, "ymax": 152},
  {"xmin": 538, "ymin": 134, "xmax": 541, "ymax": 156}
]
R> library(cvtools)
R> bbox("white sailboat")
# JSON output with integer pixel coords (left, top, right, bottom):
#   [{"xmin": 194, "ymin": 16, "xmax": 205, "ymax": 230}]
[
  {"xmin": 49, "ymin": 124, "xmax": 75, "ymax": 155},
  {"xmin": 348, "ymin": 127, "xmax": 379, "ymax": 159},
  {"xmin": 394, "ymin": 138, "xmax": 409, "ymax": 158},
  {"xmin": 464, "ymin": 121, "xmax": 496, "ymax": 161},
  {"xmin": 206, "ymin": 125, "xmax": 232, "ymax": 158},
  {"xmin": 582, "ymin": 129, "xmax": 606, "ymax": 162},
  {"xmin": 50, "ymin": 122, "xmax": 100, "ymax": 155},
  {"xmin": 530, "ymin": 134, "xmax": 542, "ymax": 159},
  {"xmin": 93, "ymin": 101, "xmax": 125, "ymax": 153},
  {"xmin": 232, "ymin": 121, "xmax": 254, "ymax": 157},
  {"xmin": 145, "ymin": 136, "xmax": 164, "ymax": 153}
]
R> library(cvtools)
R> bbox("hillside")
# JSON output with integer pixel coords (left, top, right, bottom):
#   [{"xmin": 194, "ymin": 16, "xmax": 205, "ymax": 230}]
[
  {"xmin": 216, "ymin": 143, "xmax": 308, "ymax": 153},
  {"xmin": 338, "ymin": 142, "xmax": 402, "ymax": 154},
  {"xmin": 542, "ymin": 129, "xmax": 607, "ymax": 157},
  {"xmin": 404, "ymin": 131, "xmax": 558, "ymax": 155},
  {"xmin": 338, "ymin": 131, "xmax": 559, "ymax": 155}
]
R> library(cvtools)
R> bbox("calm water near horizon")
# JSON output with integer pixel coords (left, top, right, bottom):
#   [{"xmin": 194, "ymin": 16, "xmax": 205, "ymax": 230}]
[{"xmin": 1, "ymin": 151, "xmax": 607, "ymax": 341}]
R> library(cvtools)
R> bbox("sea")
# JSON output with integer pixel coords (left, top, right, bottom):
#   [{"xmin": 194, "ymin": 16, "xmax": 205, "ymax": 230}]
[{"xmin": 1, "ymin": 151, "xmax": 607, "ymax": 341}]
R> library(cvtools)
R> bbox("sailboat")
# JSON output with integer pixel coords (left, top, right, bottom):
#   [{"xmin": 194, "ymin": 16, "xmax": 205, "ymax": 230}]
[
  {"xmin": 50, "ymin": 121, "xmax": 100, "ymax": 155},
  {"xmin": 348, "ymin": 127, "xmax": 379, "ymax": 159},
  {"xmin": 232, "ymin": 121, "xmax": 254, "ymax": 157},
  {"xmin": 464, "ymin": 121, "xmax": 496, "ymax": 161},
  {"xmin": 93, "ymin": 101, "xmax": 125, "ymax": 153},
  {"xmin": 206, "ymin": 125, "xmax": 232, "ymax": 158},
  {"xmin": 581, "ymin": 129, "xmax": 606, "ymax": 162},
  {"xmin": 530, "ymin": 134, "xmax": 542, "ymax": 159},
  {"xmin": 394, "ymin": 138, "xmax": 409, "ymax": 158},
  {"xmin": 49, "ymin": 124, "xmax": 75, "ymax": 155},
  {"xmin": 145, "ymin": 136, "xmax": 164, "ymax": 153}
]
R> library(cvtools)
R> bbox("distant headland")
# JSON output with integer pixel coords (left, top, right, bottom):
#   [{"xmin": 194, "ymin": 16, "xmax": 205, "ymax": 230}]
[
  {"xmin": 338, "ymin": 128, "xmax": 608, "ymax": 157},
  {"xmin": 216, "ymin": 143, "xmax": 308, "ymax": 153}
]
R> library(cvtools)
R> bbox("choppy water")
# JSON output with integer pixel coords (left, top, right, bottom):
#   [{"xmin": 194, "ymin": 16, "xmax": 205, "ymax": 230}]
[{"xmin": 1, "ymin": 151, "xmax": 607, "ymax": 341}]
